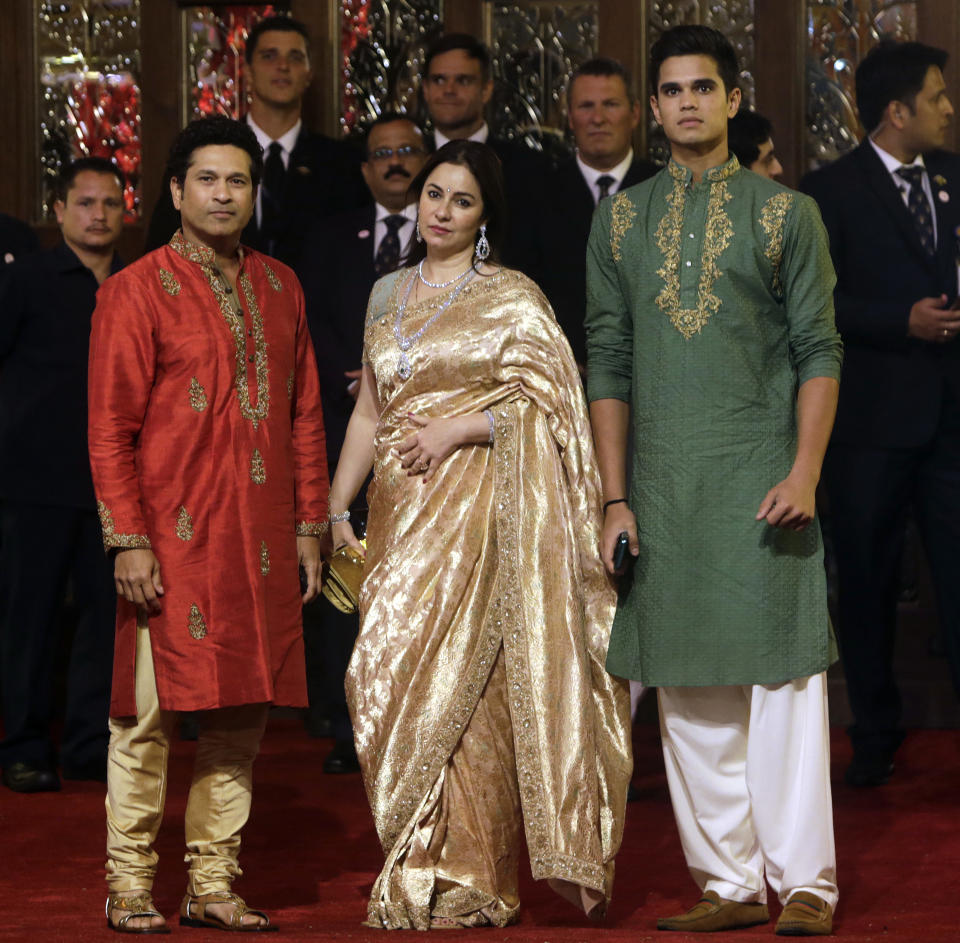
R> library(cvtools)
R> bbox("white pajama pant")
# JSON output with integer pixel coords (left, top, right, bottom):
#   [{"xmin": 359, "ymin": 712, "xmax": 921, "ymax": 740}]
[{"xmin": 658, "ymin": 672, "xmax": 838, "ymax": 909}]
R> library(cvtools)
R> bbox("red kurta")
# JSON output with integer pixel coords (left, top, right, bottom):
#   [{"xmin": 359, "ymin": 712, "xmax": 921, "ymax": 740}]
[{"xmin": 88, "ymin": 231, "xmax": 329, "ymax": 717}]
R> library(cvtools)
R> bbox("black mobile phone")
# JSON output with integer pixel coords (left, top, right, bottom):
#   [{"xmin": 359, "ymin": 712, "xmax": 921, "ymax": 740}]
[{"xmin": 612, "ymin": 531, "xmax": 630, "ymax": 570}]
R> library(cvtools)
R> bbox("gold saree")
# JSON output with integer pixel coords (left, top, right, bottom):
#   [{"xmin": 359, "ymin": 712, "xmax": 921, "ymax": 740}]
[{"xmin": 346, "ymin": 267, "xmax": 631, "ymax": 929}]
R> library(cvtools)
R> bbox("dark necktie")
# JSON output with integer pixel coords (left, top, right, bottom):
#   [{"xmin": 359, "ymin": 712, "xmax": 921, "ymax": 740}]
[
  {"xmin": 895, "ymin": 165, "xmax": 936, "ymax": 257},
  {"xmin": 374, "ymin": 215, "xmax": 406, "ymax": 276},
  {"xmin": 261, "ymin": 141, "xmax": 285, "ymax": 247},
  {"xmin": 596, "ymin": 174, "xmax": 616, "ymax": 201}
]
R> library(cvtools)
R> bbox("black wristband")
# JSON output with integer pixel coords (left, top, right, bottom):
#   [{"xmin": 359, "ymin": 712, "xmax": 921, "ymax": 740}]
[{"xmin": 603, "ymin": 498, "xmax": 628, "ymax": 512}]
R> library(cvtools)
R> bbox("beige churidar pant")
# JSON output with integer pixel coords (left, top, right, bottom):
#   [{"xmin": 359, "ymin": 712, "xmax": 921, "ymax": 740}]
[
  {"xmin": 105, "ymin": 625, "xmax": 269, "ymax": 895},
  {"xmin": 658, "ymin": 671, "xmax": 838, "ymax": 910}
]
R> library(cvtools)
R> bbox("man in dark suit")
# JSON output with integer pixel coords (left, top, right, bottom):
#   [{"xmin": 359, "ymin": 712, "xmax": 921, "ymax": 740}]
[
  {"xmin": 145, "ymin": 15, "xmax": 366, "ymax": 266},
  {"xmin": 421, "ymin": 33, "xmax": 544, "ymax": 271},
  {"xmin": 1, "ymin": 212, "xmax": 38, "ymax": 265},
  {"xmin": 532, "ymin": 57, "xmax": 657, "ymax": 368},
  {"xmin": 0, "ymin": 158, "xmax": 125, "ymax": 791},
  {"xmin": 296, "ymin": 113, "xmax": 427, "ymax": 772},
  {"xmin": 801, "ymin": 40, "xmax": 960, "ymax": 786}
]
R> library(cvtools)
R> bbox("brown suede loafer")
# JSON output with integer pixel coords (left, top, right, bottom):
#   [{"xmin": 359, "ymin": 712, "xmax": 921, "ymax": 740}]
[
  {"xmin": 775, "ymin": 891, "xmax": 833, "ymax": 936},
  {"xmin": 657, "ymin": 890, "xmax": 769, "ymax": 932}
]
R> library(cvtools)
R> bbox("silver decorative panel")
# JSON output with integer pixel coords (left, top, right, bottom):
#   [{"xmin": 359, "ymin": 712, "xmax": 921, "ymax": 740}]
[
  {"xmin": 37, "ymin": 0, "xmax": 142, "ymax": 220},
  {"xmin": 484, "ymin": 2, "xmax": 599, "ymax": 154},
  {"xmin": 647, "ymin": 1, "xmax": 756, "ymax": 164},
  {"xmin": 805, "ymin": 0, "xmax": 917, "ymax": 169},
  {"xmin": 340, "ymin": 0, "xmax": 444, "ymax": 135}
]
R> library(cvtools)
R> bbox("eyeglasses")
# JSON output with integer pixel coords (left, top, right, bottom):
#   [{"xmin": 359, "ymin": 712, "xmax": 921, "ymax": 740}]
[{"xmin": 369, "ymin": 146, "xmax": 423, "ymax": 161}]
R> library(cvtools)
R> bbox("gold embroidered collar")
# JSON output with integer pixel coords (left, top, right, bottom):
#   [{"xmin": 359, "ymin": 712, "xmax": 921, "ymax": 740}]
[
  {"xmin": 169, "ymin": 229, "xmax": 244, "ymax": 268},
  {"xmin": 666, "ymin": 154, "xmax": 741, "ymax": 185}
]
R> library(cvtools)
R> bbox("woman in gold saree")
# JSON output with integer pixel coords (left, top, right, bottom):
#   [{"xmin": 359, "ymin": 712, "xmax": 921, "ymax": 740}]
[{"xmin": 328, "ymin": 141, "xmax": 631, "ymax": 929}]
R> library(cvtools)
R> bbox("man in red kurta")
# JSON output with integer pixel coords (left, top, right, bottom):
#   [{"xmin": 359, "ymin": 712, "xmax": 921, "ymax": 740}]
[{"xmin": 88, "ymin": 116, "xmax": 329, "ymax": 932}]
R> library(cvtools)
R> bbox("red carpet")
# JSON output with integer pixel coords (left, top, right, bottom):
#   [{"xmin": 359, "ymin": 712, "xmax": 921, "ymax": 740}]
[{"xmin": 1, "ymin": 719, "xmax": 958, "ymax": 941}]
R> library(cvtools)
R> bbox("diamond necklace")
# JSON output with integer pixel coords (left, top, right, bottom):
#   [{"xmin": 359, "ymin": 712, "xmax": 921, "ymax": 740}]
[
  {"xmin": 394, "ymin": 268, "xmax": 475, "ymax": 380},
  {"xmin": 417, "ymin": 259, "xmax": 473, "ymax": 289}
]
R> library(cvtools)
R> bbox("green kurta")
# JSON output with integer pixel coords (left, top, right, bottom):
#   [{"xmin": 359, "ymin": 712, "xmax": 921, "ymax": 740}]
[{"xmin": 585, "ymin": 156, "xmax": 842, "ymax": 687}]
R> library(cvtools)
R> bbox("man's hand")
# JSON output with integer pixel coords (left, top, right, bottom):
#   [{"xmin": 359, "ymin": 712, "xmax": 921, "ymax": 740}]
[
  {"xmin": 344, "ymin": 368, "xmax": 363, "ymax": 401},
  {"xmin": 298, "ymin": 535, "xmax": 322, "ymax": 604},
  {"xmin": 600, "ymin": 502, "xmax": 639, "ymax": 575},
  {"xmin": 907, "ymin": 295, "xmax": 960, "ymax": 342},
  {"xmin": 114, "ymin": 549, "xmax": 164, "ymax": 615},
  {"xmin": 755, "ymin": 472, "xmax": 817, "ymax": 531}
]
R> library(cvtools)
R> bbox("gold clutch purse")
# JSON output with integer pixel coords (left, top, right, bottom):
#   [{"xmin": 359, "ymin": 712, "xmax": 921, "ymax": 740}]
[{"xmin": 321, "ymin": 541, "xmax": 366, "ymax": 614}]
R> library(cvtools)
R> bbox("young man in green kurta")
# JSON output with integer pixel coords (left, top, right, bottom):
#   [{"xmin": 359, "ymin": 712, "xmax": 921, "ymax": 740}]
[{"xmin": 586, "ymin": 26, "xmax": 841, "ymax": 936}]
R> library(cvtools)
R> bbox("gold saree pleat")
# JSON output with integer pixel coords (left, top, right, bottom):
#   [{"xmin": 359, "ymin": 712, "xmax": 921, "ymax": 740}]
[{"xmin": 346, "ymin": 268, "xmax": 631, "ymax": 929}]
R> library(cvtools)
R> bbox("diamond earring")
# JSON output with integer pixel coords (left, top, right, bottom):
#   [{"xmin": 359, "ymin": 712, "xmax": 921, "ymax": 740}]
[
  {"xmin": 474, "ymin": 223, "xmax": 490, "ymax": 262},
  {"xmin": 415, "ymin": 218, "xmax": 423, "ymax": 243}
]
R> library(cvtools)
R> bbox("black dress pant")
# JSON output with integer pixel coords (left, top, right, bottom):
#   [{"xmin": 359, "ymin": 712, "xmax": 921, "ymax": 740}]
[
  {"xmin": 303, "ymin": 595, "xmax": 359, "ymax": 744},
  {"xmin": 824, "ymin": 391, "xmax": 960, "ymax": 756},
  {"xmin": 0, "ymin": 502, "xmax": 116, "ymax": 770}
]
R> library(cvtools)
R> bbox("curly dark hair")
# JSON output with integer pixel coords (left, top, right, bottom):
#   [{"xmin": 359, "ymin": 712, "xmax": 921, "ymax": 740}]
[
  {"xmin": 165, "ymin": 116, "xmax": 264, "ymax": 189},
  {"xmin": 405, "ymin": 140, "xmax": 507, "ymax": 269}
]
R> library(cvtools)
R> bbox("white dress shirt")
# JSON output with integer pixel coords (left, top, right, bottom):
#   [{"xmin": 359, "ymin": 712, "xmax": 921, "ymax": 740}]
[
  {"xmin": 372, "ymin": 202, "xmax": 418, "ymax": 261},
  {"xmin": 434, "ymin": 123, "xmax": 490, "ymax": 149},
  {"xmin": 576, "ymin": 149, "xmax": 635, "ymax": 205},
  {"xmin": 247, "ymin": 115, "xmax": 302, "ymax": 227},
  {"xmin": 868, "ymin": 137, "xmax": 938, "ymax": 244}
]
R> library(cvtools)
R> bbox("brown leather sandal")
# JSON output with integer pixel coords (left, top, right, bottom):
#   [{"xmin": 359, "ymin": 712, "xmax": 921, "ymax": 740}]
[
  {"xmin": 105, "ymin": 892, "xmax": 170, "ymax": 934},
  {"xmin": 179, "ymin": 892, "xmax": 277, "ymax": 932}
]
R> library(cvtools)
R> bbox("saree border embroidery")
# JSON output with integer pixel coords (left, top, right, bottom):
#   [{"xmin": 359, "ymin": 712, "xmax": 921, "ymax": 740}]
[
  {"xmin": 188, "ymin": 604, "xmax": 207, "ymax": 640},
  {"xmin": 189, "ymin": 377, "xmax": 207, "ymax": 412},
  {"xmin": 158, "ymin": 267, "xmax": 180, "ymax": 296},
  {"xmin": 176, "ymin": 506, "xmax": 194, "ymax": 541},
  {"xmin": 492, "ymin": 400, "xmax": 607, "ymax": 894},
  {"xmin": 656, "ymin": 161, "xmax": 735, "ymax": 340},
  {"xmin": 97, "ymin": 500, "xmax": 151, "ymax": 550},
  {"xmin": 609, "ymin": 191, "xmax": 636, "ymax": 262},
  {"xmin": 759, "ymin": 192, "xmax": 794, "ymax": 297}
]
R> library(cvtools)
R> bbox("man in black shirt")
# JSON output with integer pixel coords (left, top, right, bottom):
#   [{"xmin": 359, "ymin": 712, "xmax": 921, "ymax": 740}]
[{"xmin": 0, "ymin": 157, "xmax": 125, "ymax": 792}]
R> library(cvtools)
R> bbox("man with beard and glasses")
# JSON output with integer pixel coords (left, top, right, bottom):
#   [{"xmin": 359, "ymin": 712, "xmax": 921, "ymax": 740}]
[{"xmin": 296, "ymin": 112, "xmax": 427, "ymax": 773}]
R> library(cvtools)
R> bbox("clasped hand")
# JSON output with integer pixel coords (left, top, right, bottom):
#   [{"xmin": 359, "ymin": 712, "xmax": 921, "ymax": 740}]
[
  {"xmin": 755, "ymin": 472, "xmax": 816, "ymax": 531},
  {"xmin": 395, "ymin": 413, "xmax": 463, "ymax": 483}
]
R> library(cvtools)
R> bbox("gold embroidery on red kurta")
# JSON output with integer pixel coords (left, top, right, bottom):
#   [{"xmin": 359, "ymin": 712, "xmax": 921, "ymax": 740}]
[
  {"xmin": 296, "ymin": 521, "xmax": 327, "ymax": 537},
  {"xmin": 189, "ymin": 377, "xmax": 207, "ymax": 412},
  {"xmin": 286, "ymin": 369, "xmax": 295, "ymax": 400},
  {"xmin": 188, "ymin": 604, "xmax": 207, "ymax": 640},
  {"xmin": 159, "ymin": 267, "xmax": 181, "ymax": 296},
  {"xmin": 262, "ymin": 261, "xmax": 283, "ymax": 292},
  {"xmin": 260, "ymin": 540, "xmax": 270, "ymax": 576},
  {"xmin": 250, "ymin": 448, "xmax": 266, "ymax": 484},
  {"xmin": 176, "ymin": 506, "xmax": 194, "ymax": 541},
  {"xmin": 97, "ymin": 501, "xmax": 152, "ymax": 550}
]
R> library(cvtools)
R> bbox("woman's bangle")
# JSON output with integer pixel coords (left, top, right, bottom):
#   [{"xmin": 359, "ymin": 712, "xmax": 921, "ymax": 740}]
[
  {"xmin": 603, "ymin": 498, "xmax": 628, "ymax": 512},
  {"xmin": 329, "ymin": 509, "xmax": 351, "ymax": 524},
  {"xmin": 482, "ymin": 409, "xmax": 495, "ymax": 444}
]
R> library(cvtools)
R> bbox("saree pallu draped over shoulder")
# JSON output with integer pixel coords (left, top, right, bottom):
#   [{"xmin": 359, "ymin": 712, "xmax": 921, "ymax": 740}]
[{"xmin": 346, "ymin": 267, "xmax": 632, "ymax": 929}]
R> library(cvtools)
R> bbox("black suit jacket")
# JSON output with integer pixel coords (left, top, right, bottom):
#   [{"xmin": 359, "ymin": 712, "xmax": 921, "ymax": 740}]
[
  {"xmin": 801, "ymin": 142, "xmax": 960, "ymax": 448},
  {"xmin": 145, "ymin": 126, "xmax": 368, "ymax": 268},
  {"xmin": 0, "ymin": 242, "xmax": 123, "ymax": 508},
  {"xmin": 532, "ymin": 155, "xmax": 658, "ymax": 364},
  {"xmin": 296, "ymin": 205, "xmax": 385, "ymax": 473}
]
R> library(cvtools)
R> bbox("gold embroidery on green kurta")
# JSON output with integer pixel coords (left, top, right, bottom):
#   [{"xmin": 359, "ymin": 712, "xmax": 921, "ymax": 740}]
[
  {"xmin": 97, "ymin": 501, "xmax": 152, "ymax": 550},
  {"xmin": 262, "ymin": 261, "xmax": 283, "ymax": 292},
  {"xmin": 250, "ymin": 448, "xmax": 266, "ymax": 484},
  {"xmin": 158, "ymin": 267, "xmax": 181, "ymax": 296},
  {"xmin": 260, "ymin": 540, "xmax": 270, "ymax": 576},
  {"xmin": 189, "ymin": 377, "xmax": 207, "ymax": 412},
  {"xmin": 609, "ymin": 191, "xmax": 636, "ymax": 262},
  {"xmin": 176, "ymin": 506, "xmax": 194, "ymax": 541},
  {"xmin": 759, "ymin": 192, "xmax": 794, "ymax": 297},
  {"xmin": 655, "ymin": 175, "xmax": 734, "ymax": 339},
  {"xmin": 188, "ymin": 604, "xmax": 207, "ymax": 640},
  {"xmin": 286, "ymin": 369, "xmax": 295, "ymax": 400}
]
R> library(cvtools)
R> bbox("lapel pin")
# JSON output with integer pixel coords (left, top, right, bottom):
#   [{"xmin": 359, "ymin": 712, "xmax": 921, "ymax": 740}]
[
  {"xmin": 296, "ymin": 165, "xmax": 311, "ymax": 175},
  {"xmin": 933, "ymin": 174, "xmax": 947, "ymax": 186},
  {"xmin": 358, "ymin": 229, "xmax": 370, "ymax": 239},
  {"xmin": 939, "ymin": 190, "xmax": 950, "ymax": 203}
]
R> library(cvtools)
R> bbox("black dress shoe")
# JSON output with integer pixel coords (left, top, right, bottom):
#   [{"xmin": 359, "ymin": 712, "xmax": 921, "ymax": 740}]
[
  {"xmin": 322, "ymin": 740, "xmax": 360, "ymax": 774},
  {"xmin": 304, "ymin": 709, "xmax": 334, "ymax": 739},
  {"xmin": 845, "ymin": 752, "xmax": 894, "ymax": 787},
  {"xmin": 2, "ymin": 761, "xmax": 61, "ymax": 793}
]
